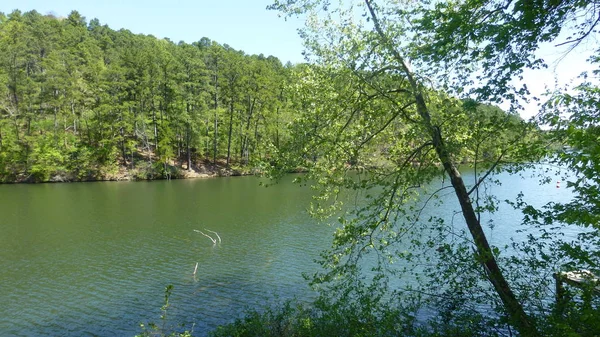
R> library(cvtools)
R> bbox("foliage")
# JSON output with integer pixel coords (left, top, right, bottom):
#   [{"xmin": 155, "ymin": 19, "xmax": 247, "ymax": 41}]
[
  {"xmin": 540, "ymin": 71, "xmax": 600, "ymax": 229},
  {"xmin": 267, "ymin": 0, "xmax": 600, "ymax": 336},
  {"xmin": 210, "ymin": 298, "xmax": 496, "ymax": 337},
  {"xmin": 507, "ymin": 54, "xmax": 600, "ymax": 337},
  {"xmin": 0, "ymin": 10, "xmax": 296, "ymax": 182},
  {"xmin": 2, "ymin": 3, "xmax": 598, "ymax": 336},
  {"xmin": 212, "ymin": 293, "xmax": 599, "ymax": 337}
]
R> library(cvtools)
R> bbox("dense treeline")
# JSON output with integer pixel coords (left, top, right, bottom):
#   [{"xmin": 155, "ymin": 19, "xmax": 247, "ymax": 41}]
[
  {"xmin": 0, "ymin": 9, "xmax": 528, "ymax": 183},
  {"xmin": 0, "ymin": 9, "xmax": 296, "ymax": 182}
]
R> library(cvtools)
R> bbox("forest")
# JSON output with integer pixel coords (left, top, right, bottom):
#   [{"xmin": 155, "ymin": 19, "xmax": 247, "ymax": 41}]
[
  {"xmin": 0, "ymin": 9, "xmax": 531, "ymax": 183},
  {"xmin": 0, "ymin": 9, "xmax": 299, "ymax": 182}
]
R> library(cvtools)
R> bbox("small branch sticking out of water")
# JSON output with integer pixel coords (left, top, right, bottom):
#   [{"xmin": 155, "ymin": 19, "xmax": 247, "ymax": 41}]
[
  {"xmin": 204, "ymin": 229, "xmax": 221, "ymax": 244},
  {"xmin": 194, "ymin": 229, "xmax": 216, "ymax": 244},
  {"xmin": 193, "ymin": 262, "xmax": 198, "ymax": 276}
]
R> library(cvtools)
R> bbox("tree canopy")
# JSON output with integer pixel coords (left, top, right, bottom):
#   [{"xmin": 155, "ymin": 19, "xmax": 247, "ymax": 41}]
[{"xmin": 0, "ymin": 10, "xmax": 297, "ymax": 182}]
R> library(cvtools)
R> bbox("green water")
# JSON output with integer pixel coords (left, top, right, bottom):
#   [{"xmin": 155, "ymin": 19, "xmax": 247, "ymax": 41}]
[
  {"xmin": 0, "ymin": 170, "xmax": 572, "ymax": 336},
  {"xmin": 0, "ymin": 175, "xmax": 333, "ymax": 336}
]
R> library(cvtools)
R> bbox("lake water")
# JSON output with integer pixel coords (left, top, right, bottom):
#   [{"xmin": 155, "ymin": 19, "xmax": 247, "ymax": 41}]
[{"xmin": 0, "ymin": 169, "xmax": 572, "ymax": 336}]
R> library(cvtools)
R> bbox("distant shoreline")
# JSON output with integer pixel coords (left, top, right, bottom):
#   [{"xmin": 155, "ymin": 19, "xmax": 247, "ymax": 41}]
[{"xmin": 0, "ymin": 161, "xmax": 253, "ymax": 184}]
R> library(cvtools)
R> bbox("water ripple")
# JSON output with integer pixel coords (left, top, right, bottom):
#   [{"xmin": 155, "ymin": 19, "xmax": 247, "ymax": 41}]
[{"xmin": 0, "ymin": 177, "xmax": 332, "ymax": 336}]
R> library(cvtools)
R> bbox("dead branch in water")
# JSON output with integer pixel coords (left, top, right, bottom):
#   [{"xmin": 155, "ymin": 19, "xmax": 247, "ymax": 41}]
[
  {"xmin": 204, "ymin": 229, "xmax": 221, "ymax": 243},
  {"xmin": 194, "ymin": 229, "xmax": 216, "ymax": 244}
]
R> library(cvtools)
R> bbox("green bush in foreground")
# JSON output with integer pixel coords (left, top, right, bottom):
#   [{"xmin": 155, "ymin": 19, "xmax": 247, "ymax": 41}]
[
  {"xmin": 138, "ymin": 283, "xmax": 600, "ymax": 337},
  {"xmin": 209, "ymin": 299, "xmax": 600, "ymax": 337},
  {"xmin": 209, "ymin": 300, "xmax": 494, "ymax": 337}
]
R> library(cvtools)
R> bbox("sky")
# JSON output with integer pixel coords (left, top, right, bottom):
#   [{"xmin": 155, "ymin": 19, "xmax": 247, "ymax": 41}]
[
  {"xmin": 507, "ymin": 39, "xmax": 595, "ymax": 119},
  {"xmin": 0, "ymin": 0, "xmax": 306, "ymax": 64},
  {"xmin": 1, "ymin": 1, "xmax": 595, "ymax": 119}
]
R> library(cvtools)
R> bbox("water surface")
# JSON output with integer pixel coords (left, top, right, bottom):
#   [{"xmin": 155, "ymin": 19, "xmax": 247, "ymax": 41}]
[
  {"xmin": 0, "ymin": 175, "xmax": 331, "ymax": 336},
  {"xmin": 0, "ymin": 169, "xmax": 573, "ymax": 336}
]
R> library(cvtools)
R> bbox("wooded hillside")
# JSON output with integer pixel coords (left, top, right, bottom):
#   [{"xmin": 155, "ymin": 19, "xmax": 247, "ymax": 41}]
[{"xmin": 0, "ymin": 10, "xmax": 296, "ymax": 182}]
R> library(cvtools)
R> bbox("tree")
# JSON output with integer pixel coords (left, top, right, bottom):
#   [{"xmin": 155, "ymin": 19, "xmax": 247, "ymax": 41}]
[
  {"xmin": 205, "ymin": 41, "xmax": 224, "ymax": 165},
  {"xmin": 219, "ymin": 47, "xmax": 244, "ymax": 167},
  {"xmin": 269, "ymin": 0, "xmax": 598, "ymax": 335},
  {"xmin": 176, "ymin": 42, "xmax": 209, "ymax": 171}
]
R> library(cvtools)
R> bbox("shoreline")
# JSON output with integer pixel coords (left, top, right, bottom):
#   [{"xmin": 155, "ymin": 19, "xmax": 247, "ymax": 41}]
[{"xmin": 0, "ymin": 162, "xmax": 255, "ymax": 184}]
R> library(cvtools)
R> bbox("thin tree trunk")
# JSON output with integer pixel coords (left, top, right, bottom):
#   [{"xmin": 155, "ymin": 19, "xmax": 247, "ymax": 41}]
[
  {"xmin": 13, "ymin": 116, "xmax": 19, "ymax": 142},
  {"xmin": 71, "ymin": 101, "xmax": 77, "ymax": 134},
  {"xmin": 213, "ymin": 110, "xmax": 218, "ymax": 165},
  {"xmin": 226, "ymin": 98, "xmax": 234, "ymax": 167},
  {"xmin": 275, "ymin": 106, "xmax": 280, "ymax": 148},
  {"xmin": 152, "ymin": 105, "xmax": 158, "ymax": 153},
  {"xmin": 253, "ymin": 115, "xmax": 260, "ymax": 161},
  {"xmin": 187, "ymin": 123, "xmax": 192, "ymax": 171},
  {"xmin": 205, "ymin": 115, "xmax": 210, "ymax": 158},
  {"xmin": 213, "ymin": 59, "xmax": 219, "ymax": 165},
  {"xmin": 120, "ymin": 110, "xmax": 126, "ymax": 161},
  {"xmin": 239, "ymin": 118, "xmax": 243, "ymax": 162},
  {"xmin": 241, "ymin": 96, "xmax": 256, "ymax": 165},
  {"xmin": 53, "ymin": 107, "xmax": 58, "ymax": 145}
]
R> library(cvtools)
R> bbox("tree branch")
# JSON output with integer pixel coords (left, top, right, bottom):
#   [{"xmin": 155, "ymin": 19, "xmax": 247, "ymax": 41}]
[
  {"xmin": 359, "ymin": 100, "xmax": 417, "ymax": 147},
  {"xmin": 467, "ymin": 149, "xmax": 507, "ymax": 196},
  {"xmin": 555, "ymin": 11, "xmax": 600, "ymax": 48}
]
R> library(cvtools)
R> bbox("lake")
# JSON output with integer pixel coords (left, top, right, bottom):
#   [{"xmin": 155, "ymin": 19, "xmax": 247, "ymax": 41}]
[{"xmin": 0, "ymin": 169, "xmax": 572, "ymax": 336}]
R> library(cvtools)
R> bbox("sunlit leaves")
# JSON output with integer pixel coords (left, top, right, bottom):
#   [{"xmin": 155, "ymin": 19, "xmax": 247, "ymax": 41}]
[{"xmin": 268, "ymin": 0, "xmax": 600, "ymax": 335}]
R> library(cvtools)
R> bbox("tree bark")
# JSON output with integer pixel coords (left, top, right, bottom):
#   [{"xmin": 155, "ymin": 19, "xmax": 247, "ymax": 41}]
[
  {"xmin": 226, "ymin": 98, "xmax": 234, "ymax": 167},
  {"xmin": 213, "ymin": 57, "xmax": 219, "ymax": 165},
  {"xmin": 187, "ymin": 122, "xmax": 192, "ymax": 171}
]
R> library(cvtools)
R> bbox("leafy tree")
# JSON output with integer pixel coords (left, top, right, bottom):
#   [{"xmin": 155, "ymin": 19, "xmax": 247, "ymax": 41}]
[
  {"xmin": 219, "ymin": 46, "xmax": 245, "ymax": 167},
  {"xmin": 176, "ymin": 42, "xmax": 209, "ymax": 170},
  {"xmin": 513, "ymin": 56, "xmax": 600, "ymax": 334},
  {"xmin": 269, "ymin": 0, "xmax": 598, "ymax": 336},
  {"xmin": 540, "ymin": 62, "xmax": 600, "ymax": 229}
]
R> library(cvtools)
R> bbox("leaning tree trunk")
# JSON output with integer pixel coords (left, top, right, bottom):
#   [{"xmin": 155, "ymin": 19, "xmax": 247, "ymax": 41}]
[
  {"xmin": 364, "ymin": 1, "xmax": 539, "ymax": 336},
  {"xmin": 429, "ymin": 119, "xmax": 538, "ymax": 337}
]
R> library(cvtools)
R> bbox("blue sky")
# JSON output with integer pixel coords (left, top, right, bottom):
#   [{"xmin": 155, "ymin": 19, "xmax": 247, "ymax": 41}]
[{"xmin": 0, "ymin": 0, "xmax": 306, "ymax": 64}]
